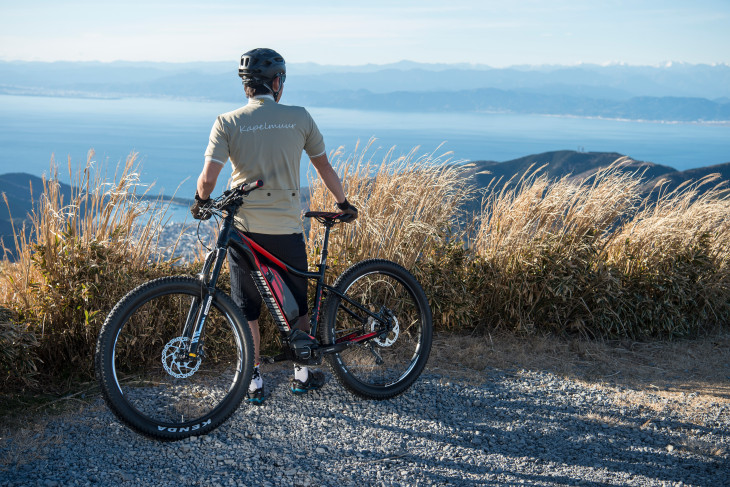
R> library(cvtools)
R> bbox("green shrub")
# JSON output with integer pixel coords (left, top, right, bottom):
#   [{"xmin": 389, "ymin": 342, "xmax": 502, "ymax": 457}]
[
  {"xmin": 1, "ymin": 153, "xmax": 191, "ymax": 389},
  {"xmin": 0, "ymin": 308, "xmax": 39, "ymax": 390}
]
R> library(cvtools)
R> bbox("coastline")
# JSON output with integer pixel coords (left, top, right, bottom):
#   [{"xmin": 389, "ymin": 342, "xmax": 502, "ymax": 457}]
[{"xmin": 2, "ymin": 90, "xmax": 729, "ymax": 126}]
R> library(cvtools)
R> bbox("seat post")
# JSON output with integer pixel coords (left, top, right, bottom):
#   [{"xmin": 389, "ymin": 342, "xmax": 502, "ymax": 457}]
[
  {"xmin": 318, "ymin": 222, "xmax": 333, "ymax": 269},
  {"xmin": 309, "ymin": 221, "xmax": 334, "ymax": 335}
]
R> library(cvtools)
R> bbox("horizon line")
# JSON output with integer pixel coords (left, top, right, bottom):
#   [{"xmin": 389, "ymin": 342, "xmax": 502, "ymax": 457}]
[{"xmin": 1, "ymin": 58, "xmax": 729, "ymax": 69}]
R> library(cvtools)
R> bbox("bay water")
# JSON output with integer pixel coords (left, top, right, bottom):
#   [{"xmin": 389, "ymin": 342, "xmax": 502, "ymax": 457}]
[{"xmin": 1, "ymin": 94, "xmax": 729, "ymax": 222}]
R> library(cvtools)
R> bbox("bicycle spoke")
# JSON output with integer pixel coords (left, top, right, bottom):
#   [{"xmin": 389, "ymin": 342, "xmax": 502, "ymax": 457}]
[
  {"xmin": 322, "ymin": 260, "xmax": 432, "ymax": 398},
  {"xmin": 97, "ymin": 277, "xmax": 252, "ymax": 439}
]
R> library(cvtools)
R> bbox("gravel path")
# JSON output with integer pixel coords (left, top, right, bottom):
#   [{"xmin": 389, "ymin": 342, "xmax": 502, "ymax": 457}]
[{"xmin": 2, "ymin": 366, "xmax": 728, "ymax": 486}]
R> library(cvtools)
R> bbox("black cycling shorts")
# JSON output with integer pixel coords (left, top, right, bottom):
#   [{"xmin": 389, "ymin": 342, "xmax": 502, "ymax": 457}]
[{"xmin": 227, "ymin": 232, "xmax": 308, "ymax": 322}]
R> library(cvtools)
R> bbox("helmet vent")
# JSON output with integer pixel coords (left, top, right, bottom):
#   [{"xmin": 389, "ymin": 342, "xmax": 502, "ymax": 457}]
[{"xmin": 238, "ymin": 48, "xmax": 285, "ymax": 83}]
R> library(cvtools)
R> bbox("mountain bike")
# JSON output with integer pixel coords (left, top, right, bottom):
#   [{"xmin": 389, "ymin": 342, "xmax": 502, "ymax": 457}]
[{"xmin": 94, "ymin": 180, "xmax": 433, "ymax": 441}]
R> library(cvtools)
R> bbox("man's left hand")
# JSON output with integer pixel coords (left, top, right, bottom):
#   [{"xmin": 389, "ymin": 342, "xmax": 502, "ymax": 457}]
[
  {"xmin": 337, "ymin": 199, "xmax": 358, "ymax": 222},
  {"xmin": 191, "ymin": 193, "xmax": 213, "ymax": 220}
]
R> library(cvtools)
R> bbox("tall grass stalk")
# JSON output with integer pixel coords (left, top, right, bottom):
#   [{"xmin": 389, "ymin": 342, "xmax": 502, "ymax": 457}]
[
  {"xmin": 1, "ymin": 152, "xmax": 184, "ymax": 388},
  {"xmin": 467, "ymin": 161, "xmax": 730, "ymax": 337},
  {"xmin": 306, "ymin": 140, "xmax": 474, "ymax": 271}
]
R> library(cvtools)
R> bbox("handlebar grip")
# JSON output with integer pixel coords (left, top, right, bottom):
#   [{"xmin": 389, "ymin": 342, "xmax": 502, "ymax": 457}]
[{"xmin": 243, "ymin": 180, "xmax": 264, "ymax": 192}]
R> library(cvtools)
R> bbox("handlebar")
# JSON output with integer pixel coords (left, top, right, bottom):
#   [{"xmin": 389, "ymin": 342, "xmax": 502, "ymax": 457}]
[
  {"xmin": 197, "ymin": 180, "xmax": 353, "ymax": 227},
  {"xmin": 203, "ymin": 180, "xmax": 264, "ymax": 218}
]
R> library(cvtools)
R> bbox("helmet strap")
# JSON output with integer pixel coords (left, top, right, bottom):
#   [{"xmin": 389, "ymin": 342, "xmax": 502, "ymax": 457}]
[{"xmin": 268, "ymin": 74, "xmax": 284, "ymax": 102}]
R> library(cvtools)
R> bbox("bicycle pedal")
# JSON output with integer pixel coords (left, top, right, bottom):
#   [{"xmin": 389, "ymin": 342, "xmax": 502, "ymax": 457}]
[{"xmin": 261, "ymin": 353, "xmax": 288, "ymax": 364}]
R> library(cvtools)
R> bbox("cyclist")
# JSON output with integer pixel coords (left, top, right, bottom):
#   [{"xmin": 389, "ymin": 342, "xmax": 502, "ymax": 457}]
[{"xmin": 191, "ymin": 48, "xmax": 357, "ymax": 405}]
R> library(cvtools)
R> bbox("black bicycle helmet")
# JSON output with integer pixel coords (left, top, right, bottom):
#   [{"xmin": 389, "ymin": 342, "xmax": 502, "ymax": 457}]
[{"xmin": 238, "ymin": 48, "xmax": 286, "ymax": 86}]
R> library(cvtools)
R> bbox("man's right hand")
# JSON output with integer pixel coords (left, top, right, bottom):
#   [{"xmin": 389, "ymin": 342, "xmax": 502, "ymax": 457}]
[
  {"xmin": 191, "ymin": 192, "xmax": 213, "ymax": 220},
  {"xmin": 337, "ymin": 199, "xmax": 358, "ymax": 222}
]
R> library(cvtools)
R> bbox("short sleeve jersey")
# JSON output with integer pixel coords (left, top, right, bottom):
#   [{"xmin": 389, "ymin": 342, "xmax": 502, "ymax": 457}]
[{"xmin": 204, "ymin": 96, "xmax": 326, "ymax": 234}]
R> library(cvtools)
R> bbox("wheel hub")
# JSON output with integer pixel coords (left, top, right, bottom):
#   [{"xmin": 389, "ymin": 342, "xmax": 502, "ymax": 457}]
[
  {"xmin": 161, "ymin": 337, "xmax": 201, "ymax": 378},
  {"xmin": 369, "ymin": 311, "xmax": 399, "ymax": 347}
]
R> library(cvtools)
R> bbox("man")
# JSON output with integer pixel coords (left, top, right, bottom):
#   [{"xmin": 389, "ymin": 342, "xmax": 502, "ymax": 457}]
[{"xmin": 191, "ymin": 48, "xmax": 357, "ymax": 404}]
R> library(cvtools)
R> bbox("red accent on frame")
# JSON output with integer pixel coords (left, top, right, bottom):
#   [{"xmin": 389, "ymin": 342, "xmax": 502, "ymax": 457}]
[
  {"xmin": 336, "ymin": 331, "xmax": 379, "ymax": 344},
  {"xmin": 238, "ymin": 233, "xmax": 291, "ymax": 332},
  {"xmin": 261, "ymin": 263, "xmax": 285, "ymax": 302},
  {"xmin": 237, "ymin": 231, "xmax": 289, "ymax": 273}
]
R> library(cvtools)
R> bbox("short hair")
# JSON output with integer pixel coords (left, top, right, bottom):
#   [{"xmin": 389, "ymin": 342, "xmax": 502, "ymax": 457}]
[{"xmin": 245, "ymin": 84, "xmax": 270, "ymax": 98}]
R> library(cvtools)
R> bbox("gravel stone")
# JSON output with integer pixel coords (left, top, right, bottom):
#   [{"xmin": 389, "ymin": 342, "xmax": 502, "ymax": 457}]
[{"xmin": 1, "ymin": 367, "xmax": 728, "ymax": 486}]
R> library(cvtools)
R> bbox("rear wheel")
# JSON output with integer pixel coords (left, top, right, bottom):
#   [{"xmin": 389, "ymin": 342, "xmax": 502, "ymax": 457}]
[
  {"xmin": 95, "ymin": 276, "xmax": 253, "ymax": 441},
  {"xmin": 320, "ymin": 259, "xmax": 432, "ymax": 399}
]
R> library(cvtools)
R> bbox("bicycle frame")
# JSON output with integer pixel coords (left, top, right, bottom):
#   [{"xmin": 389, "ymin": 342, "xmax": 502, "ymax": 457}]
[{"xmin": 184, "ymin": 194, "xmax": 391, "ymax": 361}]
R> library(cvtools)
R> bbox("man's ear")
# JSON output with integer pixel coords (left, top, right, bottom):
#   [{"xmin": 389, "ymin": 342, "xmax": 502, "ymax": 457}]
[
  {"xmin": 272, "ymin": 77, "xmax": 284, "ymax": 102},
  {"xmin": 272, "ymin": 77, "xmax": 281, "ymax": 92}
]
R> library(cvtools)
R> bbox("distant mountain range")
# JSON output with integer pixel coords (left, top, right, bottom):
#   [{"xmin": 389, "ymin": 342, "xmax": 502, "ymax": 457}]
[
  {"xmin": 294, "ymin": 90, "xmax": 730, "ymax": 122},
  {"xmin": 3, "ymin": 150, "xmax": 728, "ymax": 253},
  {"xmin": 1, "ymin": 61, "xmax": 729, "ymax": 122}
]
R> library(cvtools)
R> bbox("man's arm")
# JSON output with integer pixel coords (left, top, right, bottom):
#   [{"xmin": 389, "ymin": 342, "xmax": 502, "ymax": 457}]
[
  {"xmin": 310, "ymin": 153, "xmax": 346, "ymax": 204},
  {"xmin": 196, "ymin": 160, "xmax": 224, "ymax": 199}
]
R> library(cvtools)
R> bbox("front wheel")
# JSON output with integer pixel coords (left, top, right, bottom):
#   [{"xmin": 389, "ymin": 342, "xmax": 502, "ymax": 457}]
[
  {"xmin": 95, "ymin": 276, "xmax": 254, "ymax": 441},
  {"xmin": 320, "ymin": 259, "xmax": 433, "ymax": 399}
]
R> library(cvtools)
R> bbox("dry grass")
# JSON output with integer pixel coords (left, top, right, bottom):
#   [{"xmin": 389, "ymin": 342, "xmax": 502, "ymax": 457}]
[
  {"xmin": 0, "ymin": 152, "xmax": 188, "ymax": 389},
  {"xmin": 306, "ymin": 140, "xmax": 474, "ymax": 271},
  {"xmin": 604, "ymin": 175, "xmax": 730, "ymax": 336},
  {"xmin": 1, "ymin": 144, "xmax": 729, "ymax": 403},
  {"xmin": 456, "ymin": 159, "xmax": 730, "ymax": 338},
  {"xmin": 472, "ymin": 160, "xmax": 642, "ymax": 265}
]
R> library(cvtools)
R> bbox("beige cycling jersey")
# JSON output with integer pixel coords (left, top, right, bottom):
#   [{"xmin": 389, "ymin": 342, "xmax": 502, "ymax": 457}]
[{"xmin": 204, "ymin": 95, "xmax": 326, "ymax": 234}]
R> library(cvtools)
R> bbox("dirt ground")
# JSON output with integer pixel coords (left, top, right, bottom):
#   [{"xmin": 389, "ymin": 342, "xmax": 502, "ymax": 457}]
[
  {"xmin": 2, "ymin": 330, "xmax": 729, "ymax": 425},
  {"xmin": 428, "ymin": 330, "xmax": 730, "ymax": 419}
]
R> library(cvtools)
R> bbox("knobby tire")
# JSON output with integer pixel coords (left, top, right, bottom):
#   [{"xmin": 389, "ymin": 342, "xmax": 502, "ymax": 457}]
[
  {"xmin": 320, "ymin": 259, "xmax": 433, "ymax": 399},
  {"xmin": 95, "ymin": 276, "xmax": 254, "ymax": 441}
]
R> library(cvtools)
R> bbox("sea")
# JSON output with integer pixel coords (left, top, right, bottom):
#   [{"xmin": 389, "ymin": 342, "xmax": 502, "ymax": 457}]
[{"xmin": 1, "ymin": 94, "xmax": 729, "ymax": 222}]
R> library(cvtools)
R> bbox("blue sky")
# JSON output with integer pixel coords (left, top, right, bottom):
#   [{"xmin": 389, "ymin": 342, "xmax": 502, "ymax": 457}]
[{"xmin": 1, "ymin": 0, "xmax": 728, "ymax": 66}]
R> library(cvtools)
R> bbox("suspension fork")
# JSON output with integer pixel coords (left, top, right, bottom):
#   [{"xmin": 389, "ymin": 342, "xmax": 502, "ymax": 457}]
[
  {"xmin": 184, "ymin": 216, "xmax": 235, "ymax": 358},
  {"xmin": 180, "ymin": 249, "xmax": 213, "ymax": 339}
]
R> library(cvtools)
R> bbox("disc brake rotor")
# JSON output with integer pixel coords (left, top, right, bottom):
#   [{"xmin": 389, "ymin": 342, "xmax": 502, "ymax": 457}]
[
  {"xmin": 368, "ymin": 313, "xmax": 400, "ymax": 348},
  {"xmin": 161, "ymin": 337, "xmax": 201, "ymax": 378}
]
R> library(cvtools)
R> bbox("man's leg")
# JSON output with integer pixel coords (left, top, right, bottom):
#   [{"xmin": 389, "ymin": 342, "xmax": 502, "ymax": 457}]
[
  {"xmin": 290, "ymin": 314, "xmax": 326, "ymax": 394},
  {"xmin": 227, "ymin": 245, "xmax": 265, "ymax": 404},
  {"xmin": 249, "ymin": 319, "xmax": 261, "ymax": 364},
  {"xmin": 245, "ymin": 318, "xmax": 265, "ymax": 404},
  {"xmin": 241, "ymin": 232, "xmax": 325, "ymax": 396}
]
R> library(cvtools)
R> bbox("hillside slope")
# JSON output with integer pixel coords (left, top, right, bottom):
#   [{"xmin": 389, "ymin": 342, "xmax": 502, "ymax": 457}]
[
  {"xmin": 642, "ymin": 161, "xmax": 730, "ymax": 193},
  {"xmin": 463, "ymin": 150, "xmax": 677, "ymax": 188},
  {"xmin": 0, "ymin": 173, "xmax": 73, "ymax": 250}
]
